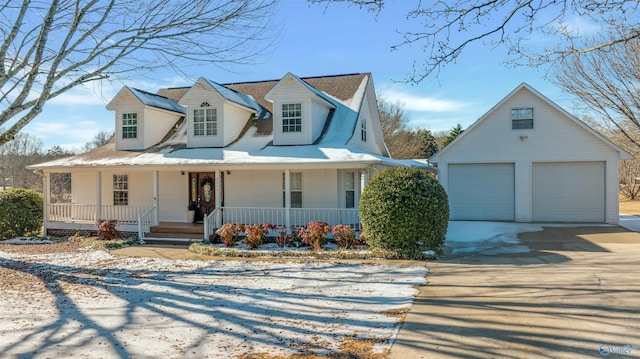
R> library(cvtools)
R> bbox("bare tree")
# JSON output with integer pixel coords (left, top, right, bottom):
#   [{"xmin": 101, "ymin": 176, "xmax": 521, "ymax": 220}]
[
  {"xmin": 378, "ymin": 98, "xmax": 438, "ymax": 159},
  {"xmin": 310, "ymin": 0, "xmax": 640, "ymax": 83},
  {"xmin": 0, "ymin": 130, "xmax": 44, "ymax": 190},
  {"xmin": 0, "ymin": 0, "xmax": 276, "ymax": 145},
  {"xmin": 81, "ymin": 130, "xmax": 114, "ymax": 152},
  {"xmin": 619, "ymin": 159, "xmax": 640, "ymax": 200},
  {"xmin": 555, "ymin": 30, "xmax": 640, "ymax": 152}
]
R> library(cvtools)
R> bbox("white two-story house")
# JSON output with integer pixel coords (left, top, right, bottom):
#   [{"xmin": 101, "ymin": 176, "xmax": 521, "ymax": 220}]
[{"xmin": 29, "ymin": 72, "xmax": 431, "ymax": 240}]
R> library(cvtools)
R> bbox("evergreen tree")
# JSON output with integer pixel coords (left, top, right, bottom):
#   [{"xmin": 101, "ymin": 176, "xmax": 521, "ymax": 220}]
[{"xmin": 442, "ymin": 124, "xmax": 464, "ymax": 148}]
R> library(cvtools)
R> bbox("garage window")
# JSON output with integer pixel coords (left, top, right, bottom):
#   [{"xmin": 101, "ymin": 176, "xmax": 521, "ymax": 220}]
[{"xmin": 511, "ymin": 108, "xmax": 534, "ymax": 129}]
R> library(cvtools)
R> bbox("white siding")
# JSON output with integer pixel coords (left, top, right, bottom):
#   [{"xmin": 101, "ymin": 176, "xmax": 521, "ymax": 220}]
[
  {"xmin": 182, "ymin": 82, "xmax": 226, "ymax": 148},
  {"xmin": 99, "ymin": 171, "xmax": 153, "ymax": 206},
  {"xmin": 222, "ymin": 102, "xmax": 252, "ymax": 146},
  {"xmin": 158, "ymin": 171, "xmax": 188, "ymax": 222},
  {"xmin": 72, "ymin": 172, "xmax": 96, "ymax": 205},
  {"xmin": 303, "ymin": 169, "xmax": 338, "ymax": 208},
  {"xmin": 310, "ymin": 100, "xmax": 330, "ymax": 143},
  {"xmin": 434, "ymin": 86, "xmax": 622, "ymax": 224},
  {"xmin": 143, "ymin": 107, "xmax": 182, "ymax": 149},
  {"xmin": 272, "ymin": 86, "xmax": 313, "ymax": 145},
  {"xmin": 224, "ymin": 169, "xmax": 338, "ymax": 208},
  {"xmin": 440, "ymin": 88, "xmax": 616, "ymax": 163},
  {"xmin": 113, "ymin": 91, "xmax": 146, "ymax": 151},
  {"xmin": 224, "ymin": 170, "xmax": 283, "ymax": 207},
  {"xmin": 269, "ymin": 76, "xmax": 333, "ymax": 146},
  {"xmin": 346, "ymin": 76, "xmax": 387, "ymax": 156}
]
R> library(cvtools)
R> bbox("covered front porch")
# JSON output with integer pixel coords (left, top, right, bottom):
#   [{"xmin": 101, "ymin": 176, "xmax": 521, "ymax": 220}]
[
  {"xmin": 40, "ymin": 165, "xmax": 369, "ymax": 240},
  {"xmin": 44, "ymin": 204, "xmax": 360, "ymax": 241}
]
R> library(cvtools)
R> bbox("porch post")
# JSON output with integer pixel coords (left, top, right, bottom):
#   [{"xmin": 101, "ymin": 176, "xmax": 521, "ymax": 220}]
[
  {"xmin": 96, "ymin": 171, "xmax": 102, "ymax": 222},
  {"xmin": 153, "ymin": 170, "xmax": 159, "ymax": 225},
  {"xmin": 42, "ymin": 172, "xmax": 49, "ymax": 235},
  {"xmin": 215, "ymin": 169, "xmax": 222, "ymax": 228},
  {"xmin": 284, "ymin": 169, "xmax": 291, "ymax": 228}
]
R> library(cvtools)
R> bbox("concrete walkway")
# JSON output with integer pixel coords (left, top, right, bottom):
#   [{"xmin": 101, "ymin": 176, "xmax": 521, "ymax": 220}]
[{"xmin": 389, "ymin": 226, "xmax": 640, "ymax": 358}]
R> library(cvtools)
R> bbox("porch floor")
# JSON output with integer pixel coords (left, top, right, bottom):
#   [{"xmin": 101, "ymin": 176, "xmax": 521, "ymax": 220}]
[{"xmin": 145, "ymin": 222, "xmax": 207, "ymax": 243}]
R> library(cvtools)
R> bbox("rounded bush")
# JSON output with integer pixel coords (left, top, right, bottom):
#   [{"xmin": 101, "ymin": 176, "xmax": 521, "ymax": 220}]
[
  {"xmin": 0, "ymin": 188, "xmax": 43, "ymax": 240},
  {"xmin": 359, "ymin": 167, "xmax": 449, "ymax": 258}
]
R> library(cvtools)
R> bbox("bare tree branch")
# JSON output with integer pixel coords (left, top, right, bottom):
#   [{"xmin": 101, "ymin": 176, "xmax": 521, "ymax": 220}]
[
  {"xmin": 310, "ymin": 0, "xmax": 640, "ymax": 83},
  {"xmin": 555, "ymin": 29, "xmax": 640, "ymax": 151},
  {"xmin": 0, "ymin": 0, "xmax": 276, "ymax": 145}
]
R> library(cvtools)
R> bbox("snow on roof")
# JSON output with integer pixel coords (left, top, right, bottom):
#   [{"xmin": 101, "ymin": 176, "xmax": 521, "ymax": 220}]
[
  {"xmin": 128, "ymin": 87, "xmax": 185, "ymax": 114},
  {"xmin": 203, "ymin": 79, "xmax": 267, "ymax": 114},
  {"xmin": 29, "ymin": 73, "xmax": 433, "ymax": 171}
]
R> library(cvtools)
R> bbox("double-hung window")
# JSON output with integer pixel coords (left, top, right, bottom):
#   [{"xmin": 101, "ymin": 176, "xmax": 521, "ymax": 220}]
[
  {"xmin": 344, "ymin": 172, "xmax": 356, "ymax": 208},
  {"xmin": 113, "ymin": 175, "xmax": 128, "ymax": 206},
  {"xmin": 282, "ymin": 103, "xmax": 302, "ymax": 133},
  {"xmin": 122, "ymin": 113, "xmax": 137, "ymax": 139},
  {"xmin": 283, "ymin": 172, "xmax": 303, "ymax": 208},
  {"xmin": 511, "ymin": 108, "xmax": 534, "ymax": 129},
  {"xmin": 194, "ymin": 103, "xmax": 217, "ymax": 136},
  {"xmin": 361, "ymin": 120, "xmax": 367, "ymax": 142}
]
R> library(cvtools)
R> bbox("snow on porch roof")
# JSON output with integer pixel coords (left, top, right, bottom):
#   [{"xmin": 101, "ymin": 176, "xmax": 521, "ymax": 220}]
[{"xmin": 28, "ymin": 126, "xmax": 434, "ymax": 171}]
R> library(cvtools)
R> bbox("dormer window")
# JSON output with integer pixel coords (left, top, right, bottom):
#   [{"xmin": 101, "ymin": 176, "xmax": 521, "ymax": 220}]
[
  {"xmin": 282, "ymin": 103, "xmax": 302, "ymax": 132},
  {"xmin": 194, "ymin": 104, "xmax": 217, "ymax": 136},
  {"xmin": 511, "ymin": 108, "xmax": 534, "ymax": 129},
  {"xmin": 122, "ymin": 113, "xmax": 137, "ymax": 139},
  {"xmin": 361, "ymin": 120, "xmax": 367, "ymax": 142}
]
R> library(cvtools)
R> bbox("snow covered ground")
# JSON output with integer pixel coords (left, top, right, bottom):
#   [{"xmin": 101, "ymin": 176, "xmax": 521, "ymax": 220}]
[{"xmin": 0, "ymin": 245, "xmax": 427, "ymax": 358}]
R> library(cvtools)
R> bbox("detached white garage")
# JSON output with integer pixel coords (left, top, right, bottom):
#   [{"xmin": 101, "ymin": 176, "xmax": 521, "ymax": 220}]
[{"xmin": 430, "ymin": 83, "xmax": 631, "ymax": 224}]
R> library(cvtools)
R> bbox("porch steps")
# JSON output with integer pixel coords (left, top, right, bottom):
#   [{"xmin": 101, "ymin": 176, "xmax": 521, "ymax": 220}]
[{"xmin": 144, "ymin": 222, "xmax": 209, "ymax": 243}]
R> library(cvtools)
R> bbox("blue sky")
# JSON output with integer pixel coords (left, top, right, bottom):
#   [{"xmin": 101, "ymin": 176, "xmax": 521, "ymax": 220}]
[{"xmin": 21, "ymin": 1, "xmax": 581, "ymax": 150}]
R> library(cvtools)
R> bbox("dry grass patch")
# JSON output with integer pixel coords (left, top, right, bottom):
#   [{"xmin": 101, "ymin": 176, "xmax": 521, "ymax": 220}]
[
  {"xmin": 237, "ymin": 336, "xmax": 389, "ymax": 359},
  {"xmin": 620, "ymin": 194, "xmax": 640, "ymax": 215}
]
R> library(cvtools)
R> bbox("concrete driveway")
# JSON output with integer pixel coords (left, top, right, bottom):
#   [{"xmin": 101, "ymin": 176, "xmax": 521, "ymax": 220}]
[{"xmin": 390, "ymin": 224, "xmax": 640, "ymax": 358}]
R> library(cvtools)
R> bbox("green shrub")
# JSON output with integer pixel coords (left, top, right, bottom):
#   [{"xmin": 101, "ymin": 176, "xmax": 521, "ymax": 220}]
[
  {"xmin": 0, "ymin": 188, "xmax": 43, "ymax": 240},
  {"xmin": 359, "ymin": 167, "xmax": 449, "ymax": 259}
]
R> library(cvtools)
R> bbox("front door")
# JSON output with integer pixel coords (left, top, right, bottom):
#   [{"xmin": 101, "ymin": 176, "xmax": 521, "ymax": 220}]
[{"xmin": 189, "ymin": 172, "xmax": 216, "ymax": 222}]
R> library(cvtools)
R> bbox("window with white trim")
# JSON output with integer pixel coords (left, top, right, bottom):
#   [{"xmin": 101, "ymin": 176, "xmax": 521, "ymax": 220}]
[
  {"xmin": 511, "ymin": 108, "xmax": 534, "ymax": 129},
  {"xmin": 122, "ymin": 113, "xmax": 137, "ymax": 139},
  {"xmin": 282, "ymin": 103, "xmax": 302, "ymax": 132},
  {"xmin": 194, "ymin": 103, "xmax": 217, "ymax": 136},
  {"xmin": 361, "ymin": 120, "xmax": 367, "ymax": 142},
  {"xmin": 344, "ymin": 172, "xmax": 356, "ymax": 208},
  {"xmin": 113, "ymin": 175, "xmax": 128, "ymax": 206},
  {"xmin": 283, "ymin": 172, "xmax": 302, "ymax": 208}
]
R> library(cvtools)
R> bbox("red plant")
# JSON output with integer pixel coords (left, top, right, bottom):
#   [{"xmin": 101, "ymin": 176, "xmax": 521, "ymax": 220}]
[
  {"xmin": 332, "ymin": 224, "xmax": 357, "ymax": 249},
  {"xmin": 298, "ymin": 221, "xmax": 330, "ymax": 252},
  {"xmin": 216, "ymin": 223, "xmax": 241, "ymax": 247},
  {"xmin": 97, "ymin": 219, "xmax": 119, "ymax": 241},
  {"xmin": 243, "ymin": 222, "xmax": 273, "ymax": 249},
  {"xmin": 274, "ymin": 228, "xmax": 292, "ymax": 248}
]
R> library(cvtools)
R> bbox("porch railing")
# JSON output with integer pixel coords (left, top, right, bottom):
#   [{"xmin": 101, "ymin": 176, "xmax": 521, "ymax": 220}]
[
  {"xmin": 48, "ymin": 204, "xmax": 154, "ymax": 225},
  {"xmin": 217, "ymin": 207, "xmax": 360, "ymax": 229},
  {"xmin": 137, "ymin": 207, "xmax": 157, "ymax": 240},
  {"xmin": 204, "ymin": 207, "xmax": 221, "ymax": 241}
]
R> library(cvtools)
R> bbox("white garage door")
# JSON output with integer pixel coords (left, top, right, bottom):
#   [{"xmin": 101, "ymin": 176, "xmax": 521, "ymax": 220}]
[
  {"xmin": 448, "ymin": 163, "xmax": 515, "ymax": 221},
  {"xmin": 532, "ymin": 162, "xmax": 605, "ymax": 222}
]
